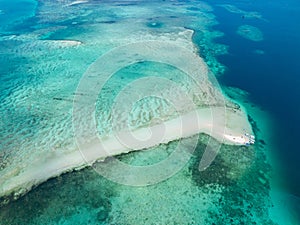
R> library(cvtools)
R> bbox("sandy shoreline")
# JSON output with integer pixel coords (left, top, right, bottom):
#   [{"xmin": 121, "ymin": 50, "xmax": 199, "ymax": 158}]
[
  {"xmin": 0, "ymin": 105, "xmax": 253, "ymax": 203},
  {"xmin": 0, "ymin": 24, "xmax": 254, "ymax": 205}
]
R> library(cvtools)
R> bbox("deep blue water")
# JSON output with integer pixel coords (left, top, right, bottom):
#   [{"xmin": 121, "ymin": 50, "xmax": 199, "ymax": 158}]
[
  {"xmin": 0, "ymin": 0, "xmax": 299, "ymax": 222},
  {"xmin": 208, "ymin": 0, "xmax": 300, "ymax": 197}
]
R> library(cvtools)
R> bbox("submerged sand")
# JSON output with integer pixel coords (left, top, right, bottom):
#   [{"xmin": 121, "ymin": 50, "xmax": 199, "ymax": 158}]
[
  {"xmin": 0, "ymin": 105, "xmax": 253, "ymax": 201},
  {"xmin": 0, "ymin": 36, "xmax": 253, "ymax": 199},
  {"xmin": 0, "ymin": 5, "xmax": 253, "ymax": 203}
]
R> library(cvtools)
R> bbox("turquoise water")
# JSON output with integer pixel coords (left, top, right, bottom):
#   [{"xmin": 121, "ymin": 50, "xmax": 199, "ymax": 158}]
[
  {"xmin": 1, "ymin": 134, "xmax": 272, "ymax": 224},
  {"xmin": 211, "ymin": 0, "xmax": 300, "ymax": 197},
  {"xmin": 0, "ymin": 0, "xmax": 299, "ymax": 224}
]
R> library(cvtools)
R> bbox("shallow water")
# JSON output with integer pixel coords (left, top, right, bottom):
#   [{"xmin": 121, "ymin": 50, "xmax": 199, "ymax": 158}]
[
  {"xmin": 211, "ymin": 0, "xmax": 300, "ymax": 197},
  {"xmin": 1, "ymin": 133, "xmax": 274, "ymax": 224},
  {"xmin": 0, "ymin": 0, "xmax": 299, "ymax": 224}
]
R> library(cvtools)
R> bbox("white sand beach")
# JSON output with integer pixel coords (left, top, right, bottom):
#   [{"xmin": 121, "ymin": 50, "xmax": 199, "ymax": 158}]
[
  {"xmin": 0, "ymin": 105, "xmax": 253, "ymax": 200},
  {"xmin": 0, "ymin": 23, "xmax": 253, "ymax": 203},
  {"xmin": 65, "ymin": 0, "xmax": 89, "ymax": 7}
]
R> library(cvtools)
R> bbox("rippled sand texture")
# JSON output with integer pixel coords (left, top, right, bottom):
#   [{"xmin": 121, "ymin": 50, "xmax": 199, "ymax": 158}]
[
  {"xmin": 0, "ymin": 0, "xmax": 248, "ymax": 200},
  {"xmin": 0, "ymin": 132, "xmax": 277, "ymax": 225},
  {"xmin": 0, "ymin": 0, "xmax": 287, "ymax": 224}
]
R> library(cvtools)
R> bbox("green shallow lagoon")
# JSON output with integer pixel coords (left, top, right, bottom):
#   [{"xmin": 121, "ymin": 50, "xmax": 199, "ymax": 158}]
[
  {"xmin": 1, "ymin": 133, "xmax": 275, "ymax": 224},
  {"xmin": 0, "ymin": 0, "xmax": 299, "ymax": 224}
]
